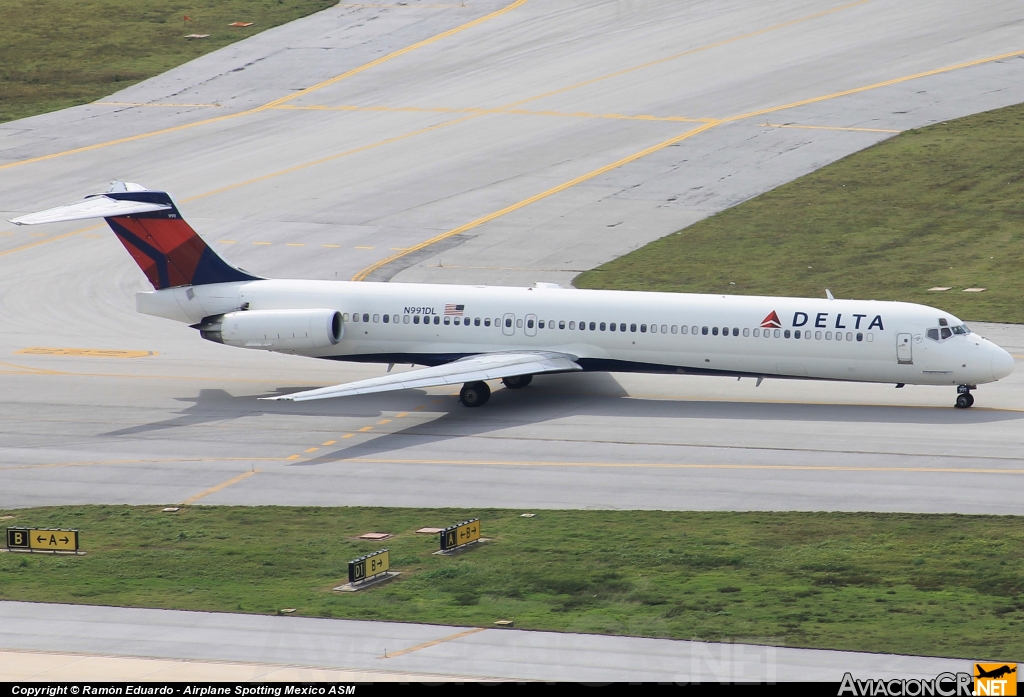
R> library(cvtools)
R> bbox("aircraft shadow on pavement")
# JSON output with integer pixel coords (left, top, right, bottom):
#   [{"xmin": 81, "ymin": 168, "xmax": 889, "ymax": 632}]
[{"xmin": 284, "ymin": 373, "xmax": 1024, "ymax": 466}]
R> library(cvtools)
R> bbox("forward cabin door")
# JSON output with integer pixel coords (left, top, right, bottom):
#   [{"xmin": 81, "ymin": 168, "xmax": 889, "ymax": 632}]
[{"xmin": 897, "ymin": 333, "xmax": 913, "ymax": 364}]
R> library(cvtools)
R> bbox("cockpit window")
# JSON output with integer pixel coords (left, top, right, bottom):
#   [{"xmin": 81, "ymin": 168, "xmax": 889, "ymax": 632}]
[
  {"xmin": 928, "ymin": 324, "xmax": 971, "ymax": 342},
  {"xmin": 927, "ymin": 328, "xmax": 939, "ymax": 341},
  {"xmin": 940, "ymin": 327, "xmax": 952, "ymax": 340},
  {"xmin": 951, "ymin": 324, "xmax": 969, "ymax": 335}
]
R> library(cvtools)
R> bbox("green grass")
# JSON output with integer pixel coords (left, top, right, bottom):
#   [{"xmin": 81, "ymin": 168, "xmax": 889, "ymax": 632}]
[
  {"xmin": 575, "ymin": 103, "xmax": 1024, "ymax": 324},
  {"xmin": 1, "ymin": 505, "xmax": 1022, "ymax": 660},
  {"xmin": 0, "ymin": 0, "xmax": 338, "ymax": 124}
]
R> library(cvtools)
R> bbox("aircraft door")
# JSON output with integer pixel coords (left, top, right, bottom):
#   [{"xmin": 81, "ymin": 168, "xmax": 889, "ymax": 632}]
[
  {"xmin": 897, "ymin": 333, "xmax": 913, "ymax": 364},
  {"xmin": 524, "ymin": 314, "xmax": 537, "ymax": 337},
  {"xmin": 502, "ymin": 313, "xmax": 515, "ymax": 336}
]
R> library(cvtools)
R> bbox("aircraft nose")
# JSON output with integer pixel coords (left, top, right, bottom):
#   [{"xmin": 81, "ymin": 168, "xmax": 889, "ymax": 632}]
[{"xmin": 991, "ymin": 346, "xmax": 1015, "ymax": 381}]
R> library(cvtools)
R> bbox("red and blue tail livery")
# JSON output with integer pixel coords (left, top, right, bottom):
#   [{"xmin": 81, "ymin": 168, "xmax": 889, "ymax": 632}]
[{"xmin": 103, "ymin": 190, "xmax": 259, "ymax": 290}]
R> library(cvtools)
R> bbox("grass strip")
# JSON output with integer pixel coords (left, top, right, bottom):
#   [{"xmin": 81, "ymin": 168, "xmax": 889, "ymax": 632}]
[
  {"xmin": 1, "ymin": 505, "xmax": 1021, "ymax": 660},
  {"xmin": 0, "ymin": 0, "xmax": 338, "ymax": 124},
  {"xmin": 575, "ymin": 103, "xmax": 1024, "ymax": 324}
]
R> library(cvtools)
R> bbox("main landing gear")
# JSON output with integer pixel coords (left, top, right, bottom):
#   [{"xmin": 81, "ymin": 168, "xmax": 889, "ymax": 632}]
[
  {"xmin": 459, "ymin": 374, "xmax": 534, "ymax": 407},
  {"xmin": 955, "ymin": 384, "xmax": 976, "ymax": 409},
  {"xmin": 459, "ymin": 381, "xmax": 491, "ymax": 407}
]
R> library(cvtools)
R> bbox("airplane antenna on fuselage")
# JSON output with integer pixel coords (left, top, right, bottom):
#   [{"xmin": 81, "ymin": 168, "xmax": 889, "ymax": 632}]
[{"xmin": 825, "ymin": 289, "xmax": 835, "ymax": 300}]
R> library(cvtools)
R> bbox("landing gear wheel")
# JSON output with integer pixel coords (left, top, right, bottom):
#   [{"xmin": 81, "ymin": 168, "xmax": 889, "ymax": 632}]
[
  {"xmin": 460, "ymin": 381, "xmax": 491, "ymax": 407},
  {"xmin": 955, "ymin": 393, "xmax": 974, "ymax": 409},
  {"xmin": 501, "ymin": 374, "xmax": 533, "ymax": 389}
]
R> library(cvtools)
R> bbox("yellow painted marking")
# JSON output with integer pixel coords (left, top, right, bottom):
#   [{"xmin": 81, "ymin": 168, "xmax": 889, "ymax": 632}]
[
  {"xmin": 725, "ymin": 48, "xmax": 1024, "ymax": 122},
  {"xmin": 181, "ymin": 470, "xmax": 260, "ymax": 505},
  {"xmin": 759, "ymin": 122, "xmax": 900, "ymax": 133},
  {"xmin": 322, "ymin": 244, "xmax": 341, "ymax": 248},
  {"xmin": 358, "ymin": 426, "xmax": 374, "ymax": 432},
  {"xmin": 276, "ymin": 103, "xmax": 710, "ymax": 123},
  {"xmin": 341, "ymin": 433, "xmax": 355, "ymax": 439},
  {"xmin": 286, "ymin": 455, "xmax": 302, "ymax": 460},
  {"xmin": 0, "ymin": 458, "xmax": 282, "ymax": 472},
  {"xmin": 0, "ymin": 0, "xmax": 529, "ymax": 171},
  {"xmin": 217, "ymin": 239, "xmax": 238, "ymax": 244},
  {"xmin": 15, "ymin": 347, "xmax": 155, "ymax": 358},
  {"xmin": 96, "ymin": 102, "xmax": 222, "ymax": 108},
  {"xmin": 348, "ymin": 458, "xmax": 1024, "ymax": 476},
  {"xmin": 304, "ymin": 447, "xmax": 319, "ymax": 453},
  {"xmin": 496, "ymin": 0, "xmax": 871, "ymax": 113},
  {"xmin": 376, "ymin": 419, "xmax": 392, "ymax": 425},
  {"xmin": 322, "ymin": 440, "xmax": 337, "ymax": 446},
  {"xmin": 353, "ymin": 120, "xmax": 720, "ymax": 280},
  {"xmin": 0, "ymin": 224, "xmax": 101, "ymax": 258},
  {"xmin": 1013, "ymin": 354, "xmax": 1024, "ymax": 359},
  {"xmin": 394, "ymin": 412, "xmax": 409, "ymax": 418},
  {"xmin": 355, "ymin": 246, "xmax": 375, "ymax": 249},
  {"xmin": 413, "ymin": 405, "xmax": 426, "ymax": 411},
  {"xmin": 253, "ymin": 241, "xmax": 272, "ymax": 245},
  {"xmin": 380, "ymin": 628, "xmax": 486, "ymax": 659},
  {"xmin": 286, "ymin": 243, "xmax": 306, "ymax": 247}
]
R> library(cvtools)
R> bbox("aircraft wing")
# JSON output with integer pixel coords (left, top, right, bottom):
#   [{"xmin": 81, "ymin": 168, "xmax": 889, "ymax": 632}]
[
  {"xmin": 263, "ymin": 351, "xmax": 580, "ymax": 402},
  {"xmin": 8, "ymin": 195, "xmax": 171, "ymax": 225}
]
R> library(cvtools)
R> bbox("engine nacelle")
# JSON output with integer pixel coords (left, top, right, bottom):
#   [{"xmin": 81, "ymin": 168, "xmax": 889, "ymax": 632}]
[{"xmin": 201, "ymin": 309, "xmax": 343, "ymax": 351}]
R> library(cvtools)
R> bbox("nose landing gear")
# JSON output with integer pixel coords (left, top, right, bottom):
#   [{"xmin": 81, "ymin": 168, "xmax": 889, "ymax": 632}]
[{"xmin": 955, "ymin": 384, "xmax": 976, "ymax": 409}]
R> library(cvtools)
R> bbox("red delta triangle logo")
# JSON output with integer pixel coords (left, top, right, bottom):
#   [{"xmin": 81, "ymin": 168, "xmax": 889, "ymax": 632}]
[{"xmin": 760, "ymin": 311, "xmax": 782, "ymax": 329}]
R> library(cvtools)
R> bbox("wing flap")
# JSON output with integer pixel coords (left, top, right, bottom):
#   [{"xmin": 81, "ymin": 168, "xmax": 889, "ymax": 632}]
[
  {"xmin": 9, "ymin": 195, "xmax": 171, "ymax": 226},
  {"xmin": 263, "ymin": 351, "xmax": 580, "ymax": 402}
]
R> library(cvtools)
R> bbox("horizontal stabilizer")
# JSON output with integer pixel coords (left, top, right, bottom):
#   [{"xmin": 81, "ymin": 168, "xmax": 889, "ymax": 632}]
[
  {"xmin": 263, "ymin": 351, "xmax": 580, "ymax": 402},
  {"xmin": 9, "ymin": 195, "xmax": 171, "ymax": 226}
]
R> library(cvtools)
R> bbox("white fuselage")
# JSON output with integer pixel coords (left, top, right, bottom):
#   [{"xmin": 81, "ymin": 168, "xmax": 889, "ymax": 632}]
[{"xmin": 139, "ymin": 279, "xmax": 1014, "ymax": 387}]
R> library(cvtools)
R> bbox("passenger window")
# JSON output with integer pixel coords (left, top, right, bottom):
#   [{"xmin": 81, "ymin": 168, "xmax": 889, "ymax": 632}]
[
  {"xmin": 671, "ymin": 325, "xmax": 677, "ymax": 334},
  {"xmin": 505, "ymin": 318, "xmax": 512, "ymax": 328},
  {"xmin": 806, "ymin": 332, "xmax": 811, "ymax": 340},
  {"xmin": 600, "ymin": 322, "xmax": 606, "ymax": 331},
  {"xmin": 620, "ymin": 323, "xmax": 627, "ymax": 332},
  {"xmin": 731, "ymin": 327, "xmax": 738, "ymax": 337},
  {"xmin": 844, "ymin": 332, "xmax": 851, "ymax": 341},
  {"xmin": 815, "ymin": 331, "xmax": 821, "ymax": 340},
  {"xmin": 609, "ymin": 322, "xmax": 616, "ymax": 332},
  {"xmin": 383, "ymin": 315, "xmax": 389, "ymax": 324},
  {"xmin": 856, "ymin": 332, "xmax": 863, "ymax": 342},
  {"xmin": 589, "ymin": 322, "xmax": 596, "ymax": 331},
  {"xmin": 538, "ymin": 320, "xmax": 544, "ymax": 329},
  {"xmin": 362, "ymin": 313, "xmax": 369, "ymax": 323},
  {"xmin": 559, "ymin": 321, "xmax": 566, "ymax": 329},
  {"xmin": 352, "ymin": 313, "xmax": 360, "ymax": 322},
  {"xmin": 444, "ymin": 316, "xmax": 450, "ymax": 325},
  {"xmin": 641, "ymin": 324, "xmax": 647, "ymax": 333},
  {"xmin": 784, "ymin": 330, "xmax": 791, "ymax": 339},
  {"xmin": 825, "ymin": 331, "xmax": 832, "ymax": 340},
  {"xmin": 774, "ymin": 329, "xmax": 780, "ymax": 338},
  {"xmin": 403, "ymin": 315, "xmax": 411, "ymax": 324},
  {"xmin": 742, "ymin": 328, "xmax": 749, "ymax": 337},
  {"xmin": 569, "ymin": 321, "xmax": 576, "ymax": 330},
  {"xmin": 927, "ymin": 328, "xmax": 939, "ymax": 341},
  {"xmin": 793, "ymin": 330, "xmax": 800, "ymax": 339},
  {"xmin": 681, "ymin": 326, "xmax": 688, "ymax": 335},
  {"xmin": 343, "ymin": 313, "xmax": 350, "ymax": 321},
  {"xmin": 650, "ymin": 325, "xmax": 657, "ymax": 334},
  {"xmin": 752, "ymin": 328, "xmax": 759, "ymax": 337},
  {"xmin": 516, "ymin": 319, "xmax": 523, "ymax": 328},
  {"xmin": 630, "ymin": 324, "xmax": 637, "ymax": 332},
  {"xmin": 701, "ymin": 326, "xmax": 708, "ymax": 335},
  {"xmin": 413, "ymin": 316, "xmax": 420, "ymax": 324},
  {"xmin": 580, "ymin": 320, "xmax": 586, "ymax": 330},
  {"xmin": 720, "ymin": 327, "xmax": 726, "ymax": 335},
  {"xmin": 372, "ymin": 314, "xmax": 379, "ymax": 323},
  {"xmin": 836, "ymin": 332, "xmax": 843, "ymax": 341},
  {"xmin": 867, "ymin": 333, "xmax": 874, "ymax": 342},
  {"xmin": 527, "ymin": 319, "xmax": 534, "ymax": 328},
  {"xmin": 940, "ymin": 327, "xmax": 951, "ymax": 340},
  {"xmin": 712, "ymin": 327, "xmax": 718, "ymax": 336}
]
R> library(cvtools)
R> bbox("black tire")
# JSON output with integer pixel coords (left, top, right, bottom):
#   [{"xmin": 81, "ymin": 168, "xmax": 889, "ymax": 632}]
[
  {"xmin": 502, "ymin": 374, "xmax": 533, "ymax": 389},
  {"xmin": 955, "ymin": 393, "xmax": 971, "ymax": 409},
  {"xmin": 965, "ymin": 393, "xmax": 975, "ymax": 408},
  {"xmin": 460, "ymin": 381, "xmax": 491, "ymax": 407}
]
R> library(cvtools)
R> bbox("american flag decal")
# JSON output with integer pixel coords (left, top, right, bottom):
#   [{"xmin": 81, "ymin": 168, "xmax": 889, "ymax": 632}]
[{"xmin": 444, "ymin": 304, "xmax": 465, "ymax": 316}]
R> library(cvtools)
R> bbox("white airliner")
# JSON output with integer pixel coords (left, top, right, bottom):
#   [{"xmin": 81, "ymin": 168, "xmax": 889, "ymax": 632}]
[{"xmin": 11, "ymin": 183, "xmax": 1014, "ymax": 409}]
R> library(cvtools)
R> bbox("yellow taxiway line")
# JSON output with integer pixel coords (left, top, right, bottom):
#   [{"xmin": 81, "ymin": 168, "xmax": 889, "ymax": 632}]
[{"xmin": 181, "ymin": 469, "xmax": 261, "ymax": 505}]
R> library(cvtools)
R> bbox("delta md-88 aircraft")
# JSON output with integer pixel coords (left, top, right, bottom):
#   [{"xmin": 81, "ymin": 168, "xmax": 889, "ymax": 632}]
[{"xmin": 11, "ymin": 183, "xmax": 1014, "ymax": 409}]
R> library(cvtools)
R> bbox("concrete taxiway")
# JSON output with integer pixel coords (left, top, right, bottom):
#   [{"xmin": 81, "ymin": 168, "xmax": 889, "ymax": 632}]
[
  {"xmin": 1, "ymin": 0, "xmax": 1023, "ymax": 514},
  {"xmin": 0, "ymin": 601, "xmax": 982, "ymax": 682}
]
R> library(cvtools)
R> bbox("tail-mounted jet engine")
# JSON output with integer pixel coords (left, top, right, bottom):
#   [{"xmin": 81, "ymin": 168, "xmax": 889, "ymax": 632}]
[{"xmin": 198, "ymin": 309, "xmax": 343, "ymax": 351}]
